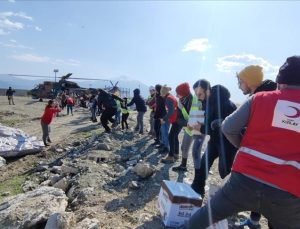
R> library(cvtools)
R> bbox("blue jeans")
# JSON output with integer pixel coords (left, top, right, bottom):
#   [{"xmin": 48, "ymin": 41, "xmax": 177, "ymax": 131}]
[
  {"xmin": 67, "ymin": 104, "xmax": 73, "ymax": 115},
  {"xmin": 160, "ymin": 121, "xmax": 170, "ymax": 149},
  {"xmin": 182, "ymin": 172, "xmax": 300, "ymax": 229},
  {"xmin": 115, "ymin": 110, "xmax": 121, "ymax": 124},
  {"xmin": 91, "ymin": 107, "xmax": 96, "ymax": 121}
]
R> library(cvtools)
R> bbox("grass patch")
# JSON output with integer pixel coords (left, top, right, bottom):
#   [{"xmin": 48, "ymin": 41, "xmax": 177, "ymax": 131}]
[
  {"xmin": 80, "ymin": 128, "xmax": 103, "ymax": 139},
  {"xmin": 0, "ymin": 175, "xmax": 25, "ymax": 202},
  {"xmin": 0, "ymin": 119, "xmax": 23, "ymax": 127}
]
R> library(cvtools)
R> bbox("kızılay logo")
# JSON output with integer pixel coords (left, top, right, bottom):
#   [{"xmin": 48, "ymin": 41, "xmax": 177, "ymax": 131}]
[{"xmin": 284, "ymin": 106, "xmax": 300, "ymax": 118}]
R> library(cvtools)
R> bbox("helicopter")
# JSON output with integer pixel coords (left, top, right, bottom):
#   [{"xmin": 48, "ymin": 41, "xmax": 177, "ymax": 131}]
[{"xmin": 6, "ymin": 73, "xmax": 130, "ymax": 101}]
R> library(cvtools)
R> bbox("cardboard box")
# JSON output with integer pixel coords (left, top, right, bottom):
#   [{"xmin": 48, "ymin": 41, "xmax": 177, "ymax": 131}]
[{"xmin": 157, "ymin": 180, "xmax": 202, "ymax": 227}]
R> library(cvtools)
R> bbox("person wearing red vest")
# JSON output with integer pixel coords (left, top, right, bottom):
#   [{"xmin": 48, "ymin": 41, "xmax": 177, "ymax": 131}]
[
  {"xmin": 181, "ymin": 56, "xmax": 300, "ymax": 229},
  {"xmin": 161, "ymin": 82, "xmax": 191, "ymax": 163},
  {"xmin": 41, "ymin": 100, "xmax": 61, "ymax": 146},
  {"xmin": 236, "ymin": 65, "xmax": 277, "ymax": 229},
  {"xmin": 159, "ymin": 85, "xmax": 177, "ymax": 154},
  {"xmin": 66, "ymin": 95, "xmax": 74, "ymax": 116}
]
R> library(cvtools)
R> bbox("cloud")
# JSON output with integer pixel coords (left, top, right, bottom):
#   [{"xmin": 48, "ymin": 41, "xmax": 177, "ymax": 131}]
[
  {"xmin": 216, "ymin": 54, "xmax": 280, "ymax": 77},
  {"xmin": 0, "ymin": 40, "xmax": 33, "ymax": 49},
  {"xmin": 53, "ymin": 58, "xmax": 81, "ymax": 66},
  {"xmin": 10, "ymin": 54, "xmax": 49, "ymax": 63},
  {"xmin": 0, "ymin": 12, "xmax": 33, "ymax": 21},
  {"xmin": 182, "ymin": 38, "xmax": 211, "ymax": 53},
  {"xmin": 34, "ymin": 26, "xmax": 42, "ymax": 31},
  {"xmin": 8, "ymin": 0, "xmax": 16, "ymax": 3},
  {"xmin": 10, "ymin": 53, "xmax": 81, "ymax": 66},
  {"xmin": 0, "ymin": 11, "xmax": 33, "ymax": 35}
]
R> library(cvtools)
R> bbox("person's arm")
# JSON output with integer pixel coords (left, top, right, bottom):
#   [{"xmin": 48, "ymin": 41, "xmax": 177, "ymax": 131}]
[
  {"xmin": 111, "ymin": 94, "xmax": 123, "ymax": 102},
  {"xmin": 222, "ymin": 96, "xmax": 253, "ymax": 148},
  {"xmin": 163, "ymin": 98, "xmax": 174, "ymax": 122},
  {"xmin": 127, "ymin": 97, "xmax": 135, "ymax": 107}
]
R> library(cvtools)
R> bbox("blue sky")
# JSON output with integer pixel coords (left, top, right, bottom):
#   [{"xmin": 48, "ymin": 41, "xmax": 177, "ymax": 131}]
[{"xmin": 1, "ymin": 1, "xmax": 300, "ymax": 102}]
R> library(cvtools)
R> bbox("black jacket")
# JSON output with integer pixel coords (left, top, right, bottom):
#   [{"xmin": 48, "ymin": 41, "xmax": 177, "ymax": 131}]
[
  {"xmin": 200, "ymin": 85, "xmax": 236, "ymax": 136},
  {"xmin": 97, "ymin": 90, "xmax": 122, "ymax": 111},
  {"xmin": 176, "ymin": 93, "xmax": 193, "ymax": 127},
  {"xmin": 127, "ymin": 89, "xmax": 147, "ymax": 112},
  {"xmin": 254, "ymin": 79, "xmax": 277, "ymax": 94},
  {"xmin": 6, "ymin": 89, "xmax": 15, "ymax": 96},
  {"xmin": 154, "ymin": 94, "xmax": 166, "ymax": 119}
]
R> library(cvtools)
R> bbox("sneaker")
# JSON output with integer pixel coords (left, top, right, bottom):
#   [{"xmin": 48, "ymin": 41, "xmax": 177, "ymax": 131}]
[
  {"xmin": 238, "ymin": 219, "xmax": 261, "ymax": 229},
  {"xmin": 151, "ymin": 141, "xmax": 159, "ymax": 146},
  {"xmin": 172, "ymin": 165, "xmax": 187, "ymax": 172},
  {"xmin": 155, "ymin": 144, "xmax": 164, "ymax": 149},
  {"xmin": 161, "ymin": 156, "xmax": 175, "ymax": 163}
]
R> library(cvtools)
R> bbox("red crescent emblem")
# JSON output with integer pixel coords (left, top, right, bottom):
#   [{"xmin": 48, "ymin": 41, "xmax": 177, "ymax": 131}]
[{"xmin": 285, "ymin": 106, "xmax": 300, "ymax": 118}]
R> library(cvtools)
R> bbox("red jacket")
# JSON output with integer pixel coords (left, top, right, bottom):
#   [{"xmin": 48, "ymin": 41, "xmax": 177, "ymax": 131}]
[
  {"xmin": 232, "ymin": 89, "xmax": 300, "ymax": 197},
  {"xmin": 67, "ymin": 97, "xmax": 74, "ymax": 105},
  {"xmin": 165, "ymin": 94, "xmax": 178, "ymax": 124},
  {"xmin": 41, "ymin": 106, "xmax": 61, "ymax": 124}
]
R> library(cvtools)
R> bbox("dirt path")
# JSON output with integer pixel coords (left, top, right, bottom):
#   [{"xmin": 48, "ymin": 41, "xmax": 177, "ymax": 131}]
[{"xmin": 0, "ymin": 96, "xmax": 269, "ymax": 229}]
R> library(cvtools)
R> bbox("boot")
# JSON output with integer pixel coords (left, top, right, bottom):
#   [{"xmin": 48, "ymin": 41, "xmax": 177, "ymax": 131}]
[
  {"xmin": 172, "ymin": 158, "xmax": 187, "ymax": 172},
  {"xmin": 47, "ymin": 137, "xmax": 52, "ymax": 143},
  {"xmin": 191, "ymin": 169, "xmax": 205, "ymax": 196},
  {"xmin": 43, "ymin": 140, "xmax": 49, "ymax": 147}
]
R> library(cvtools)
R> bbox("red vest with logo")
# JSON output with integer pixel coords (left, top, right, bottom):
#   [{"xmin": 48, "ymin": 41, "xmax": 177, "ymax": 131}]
[
  {"xmin": 165, "ymin": 94, "xmax": 178, "ymax": 124},
  {"xmin": 232, "ymin": 89, "xmax": 300, "ymax": 197}
]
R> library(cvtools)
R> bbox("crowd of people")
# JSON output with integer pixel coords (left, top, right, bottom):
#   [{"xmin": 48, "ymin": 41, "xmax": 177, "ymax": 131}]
[{"xmin": 37, "ymin": 55, "xmax": 299, "ymax": 229}]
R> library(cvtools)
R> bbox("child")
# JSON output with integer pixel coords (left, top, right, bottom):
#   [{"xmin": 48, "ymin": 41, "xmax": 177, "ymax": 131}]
[
  {"xmin": 41, "ymin": 100, "xmax": 61, "ymax": 146},
  {"xmin": 121, "ymin": 97, "xmax": 129, "ymax": 130}
]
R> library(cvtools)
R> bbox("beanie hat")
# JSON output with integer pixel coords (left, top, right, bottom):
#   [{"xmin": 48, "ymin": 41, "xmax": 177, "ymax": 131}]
[
  {"xmin": 176, "ymin": 82, "xmax": 190, "ymax": 97},
  {"xmin": 276, "ymin": 56, "xmax": 300, "ymax": 85},
  {"xmin": 160, "ymin": 85, "xmax": 172, "ymax": 97},
  {"xmin": 238, "ymin": 65, "xmax": 263, "ymax": 87}
]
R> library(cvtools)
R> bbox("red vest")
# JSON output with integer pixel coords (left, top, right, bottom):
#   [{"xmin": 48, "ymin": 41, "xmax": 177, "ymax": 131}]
[
  {"xmin": 165, "ymin": 94, "xmax": 178, "ymax": 124},
  {"xmin": 232, "ymin": 89, "xmax": 300, "ymax": 197}
]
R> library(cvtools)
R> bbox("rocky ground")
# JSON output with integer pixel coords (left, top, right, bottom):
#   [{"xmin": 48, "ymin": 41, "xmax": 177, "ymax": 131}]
[{"xmin": 0, "ymin": 96, "xmax": 268, "ymax": 229}]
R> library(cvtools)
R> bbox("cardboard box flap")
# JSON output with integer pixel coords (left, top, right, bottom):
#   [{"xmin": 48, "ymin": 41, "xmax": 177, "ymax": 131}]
[{"xmin": 161, "ymin": 180, "xmax": 202, "ymax": 207}]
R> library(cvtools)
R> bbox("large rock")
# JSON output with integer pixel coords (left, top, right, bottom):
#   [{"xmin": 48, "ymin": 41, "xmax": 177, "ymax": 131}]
[
  {"xmin": 74, "ymin": 218, "xmax": 99, "ymax": 229},
  {"xmin": 45, "ymin": 212, "xmax": 76, "ymax": 229},
  {"xmin": 96, "ymin": 143, "xmax": 111, "ymax": 151},
  {"xmin": 53, "ymin": 178, "xmax": 70, "ymax": 192},
  {"xmin": 132, "ymin": 162, "xmax": 155, "ymax": 179},
  {"xmin": 0, "ymin": 156, "xmax": 6, "ymax": 168},
  {"xmin": 0, "ymin": 186, "xmax": 68, "ymax": 229},
  {"xmin": 61, "ymin": 165, "xmax": 79, "ymax": 175}
]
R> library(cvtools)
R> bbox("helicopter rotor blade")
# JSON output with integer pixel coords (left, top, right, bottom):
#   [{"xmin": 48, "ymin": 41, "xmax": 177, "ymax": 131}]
[{"xmin": 3, "ymin": 74, "xmax": 112, "ymax": 82}]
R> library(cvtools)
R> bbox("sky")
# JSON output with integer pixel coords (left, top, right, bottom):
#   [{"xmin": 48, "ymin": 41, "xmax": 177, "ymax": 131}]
[{"xmin": 1, "ymin": 1, "xmax": 300, "ymax": 102}]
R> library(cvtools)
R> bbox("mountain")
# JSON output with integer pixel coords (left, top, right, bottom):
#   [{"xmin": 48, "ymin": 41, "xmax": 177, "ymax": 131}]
[
  {"xmin": 0, "ymin": 75, "xmax": 41, "ymax": 90},
  {"xmin": 0, "ymin": 75, "xmax": 150, "ymax": 98}
]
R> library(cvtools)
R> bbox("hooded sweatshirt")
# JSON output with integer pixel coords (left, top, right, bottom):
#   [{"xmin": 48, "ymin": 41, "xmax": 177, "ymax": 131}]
[
  {"xmin": 127, "ymin": 89, "xmax": 147, "ymax": 112},
  {"xmin": 253, "ymin": 79, "xmax": 277, "ymax": 94},
  {"xmin": 97, "ymin": 89, "xmax": 123, "ymax": 110}
]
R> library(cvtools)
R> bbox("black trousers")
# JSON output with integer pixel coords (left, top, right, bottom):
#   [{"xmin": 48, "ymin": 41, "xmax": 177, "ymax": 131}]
[
  {"xmin": 196, "ymin": 136, "xmax": 237, "ymax": 194},
  {"xmin": 154, "ymin": 118, "xmax": 161, "ymax": 142},
  {"xmin": 121, "ymin": 113, "xmax": 129, "ymax": 130},
  {"xmin": 100, "ymin": 107, "xmax": 117, "ymax": 132},
  {"xmin": 168, "ymin": 123, "xmax": 182, "ymax": 157}
]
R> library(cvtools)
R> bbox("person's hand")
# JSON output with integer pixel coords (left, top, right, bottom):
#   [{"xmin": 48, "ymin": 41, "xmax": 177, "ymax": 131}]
[
  {"xmin": 211, "ymin": 119, "xmax": 223, "ymax": 130},
  {"xmin": 160, "ymin": 119, "xmax": 165, "ymax": 124},
  {"xmin": 193, "ymin": 121, "xmax": 202, "ymax": 131},
  {"xmin": 187, "ymin": 124, "xmax": 193, "ymax": 131}
]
